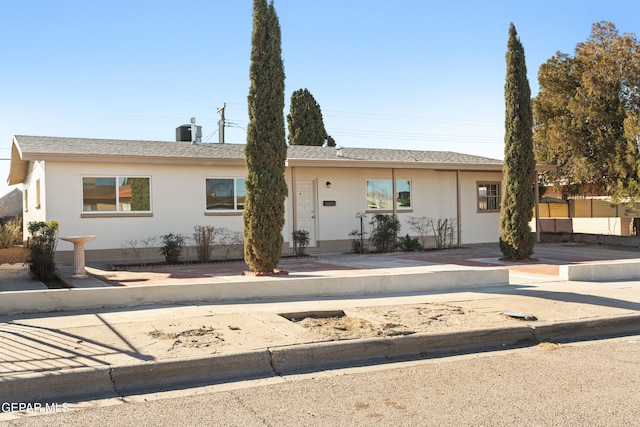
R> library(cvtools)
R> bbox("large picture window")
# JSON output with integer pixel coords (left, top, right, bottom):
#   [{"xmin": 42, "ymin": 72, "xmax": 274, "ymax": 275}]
[
  {"xmin": 477, "ymin": 182, "xmax": 501, "ymax": 212},
  {"xmin": 83, "ymin": 177, "xmax": 151, "ymax": 212},
  {"xmin": 206, "ymin": 178, "xmax": 245, "ymax": 211},
  {"xmin": 366, "ymin": 179, "xmax": 411, "ymax": 210}
]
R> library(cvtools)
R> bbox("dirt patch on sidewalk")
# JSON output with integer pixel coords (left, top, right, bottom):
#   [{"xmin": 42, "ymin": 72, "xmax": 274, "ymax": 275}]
[{"xmin": 287, "ymin": 303, "xmax": 513, "ymax": 340}]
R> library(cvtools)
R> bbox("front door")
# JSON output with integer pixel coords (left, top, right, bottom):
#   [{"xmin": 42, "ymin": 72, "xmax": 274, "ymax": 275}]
[{"xmin": 295, "ymin": 180, "xmax": 317, "ymax": 247}]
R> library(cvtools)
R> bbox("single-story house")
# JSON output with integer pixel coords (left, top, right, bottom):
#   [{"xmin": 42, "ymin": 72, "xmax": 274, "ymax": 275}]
[{"xmin": 8, "ymin": 135, "xmax": 528, "ymax": 262}]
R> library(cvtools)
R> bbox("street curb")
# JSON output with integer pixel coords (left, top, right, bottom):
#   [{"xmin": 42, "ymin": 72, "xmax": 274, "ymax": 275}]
[
  {"xmin": 269, "ymin": 326, "xmax": 535, "ymax": 375},
  {"xmin": 533, "ymin": 314, "xmax": 640, "ymax": 343},
  {"xmin": 0, "ymin": 366, "xmax": 114, "ymax": 403},
  {"xmin": 111, "ymin": 350, "xmax": 274, "ymax": 396},
  {"xmin": 3, "ymin": 316, "xmax": 639, "ymax": 403}
]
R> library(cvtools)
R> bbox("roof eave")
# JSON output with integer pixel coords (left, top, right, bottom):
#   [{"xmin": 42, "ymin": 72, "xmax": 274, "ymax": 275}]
[
  {"xmin": 18, "ymin": 153, "xmax": 247, "ymax": 167},
  {"xmin": 7, "ymin": 138, "xmax": 29, "ymax": 185}
]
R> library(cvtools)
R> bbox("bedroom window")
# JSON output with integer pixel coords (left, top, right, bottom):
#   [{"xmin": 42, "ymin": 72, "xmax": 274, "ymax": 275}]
[
  {"xmin": 477, "ymin": 182, "xmax": 501, "ymax": 212},
  {"xmin": 366, "ymin": 179, "xmax": 411, "ymax": 210},
  {"xmin": 206, "ymin": 178, "xmax": 245, "ymax": 211},
  {"xmin": 82, "ymin": 177, "xmax": 151, "ymax": 212}
]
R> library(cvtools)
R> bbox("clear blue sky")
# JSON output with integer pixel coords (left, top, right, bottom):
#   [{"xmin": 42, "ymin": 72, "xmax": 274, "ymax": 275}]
[{"xmin": 1, "ymin": 0, "xmax": 640, "ymax": 197}]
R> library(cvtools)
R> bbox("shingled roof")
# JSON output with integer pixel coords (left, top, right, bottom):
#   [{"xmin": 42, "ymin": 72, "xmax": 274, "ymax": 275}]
[{"xmin": 9, "ymin": 135, "xmax": 504, "ymax": 185}]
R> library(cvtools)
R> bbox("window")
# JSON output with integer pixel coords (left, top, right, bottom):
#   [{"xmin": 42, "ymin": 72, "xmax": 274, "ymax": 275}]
[
  {"xmin": 478, "ymin": 182, "xmax": 501, "ymax": 212},
  {"xmin": 35, "ymin": 179, "xmax": 41, "ymax": 209},
  {"xmin": 366, "ymin": 179, "xmax": 411, "ymax": 210},
  {"xmin": 206, "ymin": 178, "xmax": 245, "ymax": 211},
  {"xmin": 83, "ymin": 177, "xmax": 151, "ymax": 212}
]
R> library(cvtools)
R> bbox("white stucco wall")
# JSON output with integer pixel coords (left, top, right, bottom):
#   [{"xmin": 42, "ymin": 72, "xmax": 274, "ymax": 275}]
[
  {"xmin": 458, "ymin": 171, "xmax": 502, "ymax": 244},
  {"xmin": 22, "ymin": 160, "xmax": 47, "ymax": 238},
  {"xmin": 40, "ymin": 160, "xmax": 502, "ymax": 259},
  {"xmin": 45, "ymin": 161, "xmax": 251, "ymax": 252}
]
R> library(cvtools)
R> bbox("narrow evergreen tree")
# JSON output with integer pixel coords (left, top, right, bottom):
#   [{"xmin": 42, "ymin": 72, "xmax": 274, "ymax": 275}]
[
  {"xmin": 287, "ymin": 88, "xmax": 330, "ymax": 146},
  {"xmin": 243, "ymin": 0, "xmax": 288, "ymax": 273},
  {"xmin": 500, "ymin": 23, "xmax": 536, "ymax": 260}
]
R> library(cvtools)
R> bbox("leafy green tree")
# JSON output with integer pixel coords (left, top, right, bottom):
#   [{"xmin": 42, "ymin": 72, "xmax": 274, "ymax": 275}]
[
  {"xmin": 533, "ymin": 22, "xmax": 640, "ymax": 203},
  {"xmin": 287, "ymin": 88, "xmax": 335, "ymax": 146},
  {"xmin": 500, "ymin": 23, "xmax": 536, "ymax": 260},
  {"xmin": 243, "ymin": 0, "xmax": 288, "ymax": 273}
]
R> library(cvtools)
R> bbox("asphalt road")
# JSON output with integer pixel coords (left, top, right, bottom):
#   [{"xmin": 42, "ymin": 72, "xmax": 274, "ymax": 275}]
[{"xmin": 3, "ymin": 336, "xmax": 640, "ymax": 426}]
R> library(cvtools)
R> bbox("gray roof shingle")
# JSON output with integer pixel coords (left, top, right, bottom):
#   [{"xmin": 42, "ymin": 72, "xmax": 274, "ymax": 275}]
[{"xmin": 13, "ymin": 135, "xmax": 502, "ymax": 166}]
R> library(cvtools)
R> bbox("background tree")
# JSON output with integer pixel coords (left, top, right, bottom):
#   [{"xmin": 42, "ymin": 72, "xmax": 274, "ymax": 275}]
[
  {"xmin": 243, "ymin": 0, "xmax": 288, "ymax": 273},
  {"xmin": 287, "ymin": 88, "xmax": 335, "ymax": 146},
  {"xmin": 500, "ymin": 23, "xmax": 536, "ymax": 260},
  {"xmin": 533, "ymin": 22, "xmax": 640, "ymax": 203}
]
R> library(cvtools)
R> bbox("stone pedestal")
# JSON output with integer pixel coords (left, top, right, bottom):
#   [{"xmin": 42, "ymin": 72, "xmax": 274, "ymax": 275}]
[{"xmin": 59, "ymin": 236, "xmax": 97, "ymax": 278}]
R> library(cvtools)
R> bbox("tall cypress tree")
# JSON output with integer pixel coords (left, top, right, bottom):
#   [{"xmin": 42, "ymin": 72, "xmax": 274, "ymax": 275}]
[
  {"xmin": 243, "ymin": 0, "xmax": 287, "ymax": 273},
  {"xmin": 287, "ymin": 88, "xmax": 328, "ymax": 146},
  {"xmin": 500, "ymin": 23, "xmax": 536, "ymax": 260}
]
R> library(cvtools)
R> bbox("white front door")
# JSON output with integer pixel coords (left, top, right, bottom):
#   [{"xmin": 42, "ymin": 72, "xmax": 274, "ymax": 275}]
[{"xmin": 295, "ymin": 180, "xmax": 317, "ymax": 246}]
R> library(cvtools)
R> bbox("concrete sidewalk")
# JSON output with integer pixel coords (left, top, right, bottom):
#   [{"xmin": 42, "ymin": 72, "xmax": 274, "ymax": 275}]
[{"xmin": 1, "ymin": 243, "xmax": 640, "ymax": 404}]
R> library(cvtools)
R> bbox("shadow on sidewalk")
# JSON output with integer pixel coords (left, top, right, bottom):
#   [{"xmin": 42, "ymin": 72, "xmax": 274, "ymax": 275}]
[{"xmin": 0, "ymin": 313, "xmax": 154, "ymax": 375}]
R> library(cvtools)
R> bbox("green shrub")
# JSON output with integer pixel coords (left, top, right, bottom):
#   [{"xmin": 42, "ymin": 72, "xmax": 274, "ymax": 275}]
[
  {"xmin": 397, "ymin": 234, "xmax": 422, "ymax": 252},
  {"xmin": 27, "ymin": 220, "xmax": 59, "ymax": 282},
  {"xmin": 349, "ymin": 229, "xmax": 367, "ymax": 253},
  {"xmin": 292, "ymin": 229, "xmax": 310, "ymax": 256},
  {"xmin": 160, "ymin": 233, "xmax": 186, "ymax": 264},
  {"xmin": 369, "ymin": 214, "xmax": 400, "ymax": 253}
]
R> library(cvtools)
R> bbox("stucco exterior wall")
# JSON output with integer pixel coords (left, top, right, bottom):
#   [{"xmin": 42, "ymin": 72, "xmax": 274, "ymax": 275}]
[
  {"xmin": 42, "ymin": 160, "xmax": 502, "ymax": 261},
  {"xmin": 22, "ymin": 160, "xmax": 47, "ymax": 239},
  {"xmin": 458, "ymin": 171, "xmax": 502, "ymax": 244},
  {"xmin": 45, "ymin": 161, "xmax": 252, "ymax": 254}
]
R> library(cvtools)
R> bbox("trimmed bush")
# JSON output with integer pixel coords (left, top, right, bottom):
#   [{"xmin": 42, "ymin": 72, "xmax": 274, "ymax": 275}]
[
  {"xmin": 160, "ymin": 233, "xmax": 186, "ymax": 264},
  {"xmin": 292, "ymin": 229, "xmax": 310, "ymax": 256},
  {"xmin": 27, "ymin": 220, "xmax": 59, "ymax": 282},
  {"xmin": 369, "ymin": 214, "xmax": 400, "ymax": 253}
]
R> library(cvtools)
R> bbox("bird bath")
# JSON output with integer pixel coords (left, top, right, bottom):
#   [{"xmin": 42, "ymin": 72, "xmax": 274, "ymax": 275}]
[{"xmin": 59, "ymin": 236, "xmax": 97, "ymax": 278}]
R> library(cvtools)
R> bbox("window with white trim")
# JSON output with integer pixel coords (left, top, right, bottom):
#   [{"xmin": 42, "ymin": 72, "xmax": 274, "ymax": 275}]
[
  {"xmin": 366, "ymin": 179, "xmax": 411, "ymax": 210},
  {"xmin": 82, "ymin": 177, "xmax": 151, "ymax": 212},
  {"xmin": 206, "ymin": 178, "xmax": 245, "ymax": 211},
  {"xmin": 477, "ymin": 182, "xmax": 501, "ymax": 212}
]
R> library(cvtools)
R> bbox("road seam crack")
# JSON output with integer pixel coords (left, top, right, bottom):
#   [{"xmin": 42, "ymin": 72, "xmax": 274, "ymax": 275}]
[
  {"xmin": 108, "ymin": 365, "xmax": 125, "ymax": 400},
  {"xmin": 267, "ymin": 347, "xmax": 280, "ymax": 376}
]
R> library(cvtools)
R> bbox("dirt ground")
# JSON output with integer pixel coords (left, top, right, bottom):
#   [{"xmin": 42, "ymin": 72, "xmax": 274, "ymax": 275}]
[
  {"xmin": 0, "ymin": 246, "xmax": 29, "ymax": 265},
  {"xmin": 286, "ymin": 302, "xmax": 512, "ymax": 340},
  {"xmin": 146, "ymin": 303, "xmax": 515, "ymax": 353}
]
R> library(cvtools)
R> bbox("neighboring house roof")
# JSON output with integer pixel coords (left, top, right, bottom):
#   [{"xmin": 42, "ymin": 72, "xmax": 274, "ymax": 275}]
[
  {"xmin": 0, "ymin": 188, "xmax": 23, "ymax": 218},
  {"xmin": 8, "ymin": 135, "xmax": 506, "ymax": 185}
]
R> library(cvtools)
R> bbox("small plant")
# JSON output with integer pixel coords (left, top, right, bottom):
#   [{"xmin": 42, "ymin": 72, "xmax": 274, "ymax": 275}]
[
  {"xmin": 397, "ymin": 234, "xmax": 422, "ymax": 252},
  {"xmin": 407, "ymin": 216, "xmax": 432, "ymax": 248},
  {"xmin": 369, "ymin": 214, "xmax": 400, "ymax": 253},
  {"xmin": 121, "ymin": 239, "xmax": 140, "ymax": 263},
  {"xmin": 216, "ymin": 227, "xmax": 244, "ymax": 260},
  {"xmin": 160, "ymin": 233, "xmax": 186, "ymax": 264},
  {"xmin": 349, "ymin": 229, "xmax": 367, "ymax": 253},
  {"xmin": 292, "ymin": 229, "xmax": 310, "ymax": 256},
  {"xmin": 27, "ymin": 220, "xmax": 59, "ymax": 283},
  {"xmin": 121, "ymin": 236, "xmax": 157, "ymax": 265},
  {"xmin": 431, "ymin": 217, "xmax": 457, "ymax": 249},
  {"xmin": 193, "ymin": 225, "xmax": 215, "ymax": 262},
  {"xmin": 0, "ymin": 217, "xmax": 22, "ymax": 248}
]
